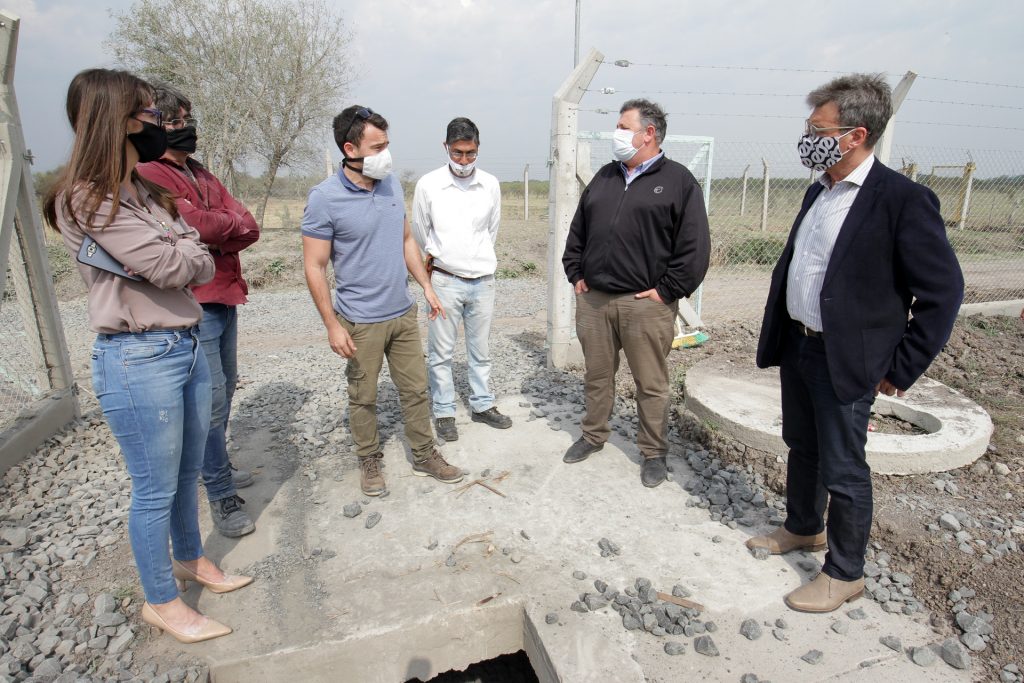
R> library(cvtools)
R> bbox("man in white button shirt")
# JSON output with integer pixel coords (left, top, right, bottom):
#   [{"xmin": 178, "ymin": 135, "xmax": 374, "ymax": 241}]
[
  {"xmin": 412, "ymin": 117, "xmax": 511, "ymax": 442},
  {"xmin": 751, "ymin": 74, "xmax": 963, "ymax": 613}
]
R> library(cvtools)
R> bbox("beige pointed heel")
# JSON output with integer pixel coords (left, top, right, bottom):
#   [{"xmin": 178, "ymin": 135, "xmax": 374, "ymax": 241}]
[
  {"xmin": 172, "ymin": 559, "xmax": 254, "ymax": 594},
  {"xmin": 141, "ymin": 602, "xmax": 231, "ymax": 643}
]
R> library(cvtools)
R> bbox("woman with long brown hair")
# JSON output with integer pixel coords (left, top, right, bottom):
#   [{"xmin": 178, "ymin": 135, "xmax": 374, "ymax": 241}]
[{"xmin": 44, "ymin": 68, "xmax": 251, "ymax": 643}]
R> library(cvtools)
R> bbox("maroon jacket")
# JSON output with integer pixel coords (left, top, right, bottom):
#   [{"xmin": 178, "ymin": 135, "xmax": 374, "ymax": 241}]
[{"xmin": 137, "ymin": 157, "xmax": 259, "ymax": 306}]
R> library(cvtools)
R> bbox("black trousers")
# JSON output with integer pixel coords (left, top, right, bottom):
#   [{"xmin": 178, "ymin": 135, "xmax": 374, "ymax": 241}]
[{"xmin": 779, "ymin": 326, "xmax": 875, "ymax": 581}]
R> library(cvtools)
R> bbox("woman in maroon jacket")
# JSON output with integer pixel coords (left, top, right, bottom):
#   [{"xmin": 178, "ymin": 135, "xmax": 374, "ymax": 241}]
[{"xmin": 138, "ymin": 83, "xmax": 261, "ymax": 540}]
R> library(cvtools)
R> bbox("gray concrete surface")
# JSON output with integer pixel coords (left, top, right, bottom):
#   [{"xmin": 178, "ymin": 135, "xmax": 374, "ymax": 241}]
[
  {"xmin": 148, "ymin": 400, "xmax": 968, "ymax": 683},
  {"xmin": 684, "ymin": 357, "xmax": 993, "ymax": 475}
]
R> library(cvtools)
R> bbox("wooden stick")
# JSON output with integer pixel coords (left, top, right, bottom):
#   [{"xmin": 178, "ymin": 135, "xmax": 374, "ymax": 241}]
[
  {"xmin": 475, "ymin": 480, "xmax": 507, "ymax": 498},
  {"xmin": 454, "ymin": 531, "xmax": 493, "ymax": 550},
  {"xmin": 656, "ymin": 591, "xmax": 705, "ymax": 612}
]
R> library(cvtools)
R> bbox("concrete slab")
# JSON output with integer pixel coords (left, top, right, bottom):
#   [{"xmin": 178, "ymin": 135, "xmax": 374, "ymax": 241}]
[
  {"xmin": 144, "ymin": 398, "xmax": 969, "ymax": 683},
  {"xmin": 684, "ymin": 357, "xmax": 993, "ymax": 475}
]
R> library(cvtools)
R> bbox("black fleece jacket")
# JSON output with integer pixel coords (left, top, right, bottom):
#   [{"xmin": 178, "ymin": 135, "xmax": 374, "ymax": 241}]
[{"xmin": 562, "ymin": 155, "xmax": 711, "ymax": 303}]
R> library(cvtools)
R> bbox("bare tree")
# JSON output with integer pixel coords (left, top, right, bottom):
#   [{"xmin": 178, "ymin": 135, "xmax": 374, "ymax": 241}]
[{"xmin": 106, "ymin": 0, "xmax": 353, "ymax": 223}]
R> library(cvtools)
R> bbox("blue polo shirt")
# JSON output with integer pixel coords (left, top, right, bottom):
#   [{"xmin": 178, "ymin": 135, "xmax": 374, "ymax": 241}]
[{"xmin": 301, "ymin": 169, "xmax": 413, "ymax": 323}]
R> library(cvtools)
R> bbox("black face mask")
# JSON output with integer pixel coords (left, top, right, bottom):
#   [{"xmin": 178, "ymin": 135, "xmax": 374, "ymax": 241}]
[
  {"xmin": 166, "ymin": 125, "xmax": 198, "ymax": 154},
  {"xmin": 128, "ymin": 121, "xmax": 168, "ymax": 163}
]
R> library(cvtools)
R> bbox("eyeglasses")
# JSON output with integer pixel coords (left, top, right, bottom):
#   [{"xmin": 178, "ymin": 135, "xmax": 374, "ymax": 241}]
[
  {"xmin": 166, "ymin": 116, "xmax": 197, "ymax": 129},
  {"xmin": 342, "ymin": 107, "xmax": 374, "ymax": 147},
  {"xmin": 447, "ymin": 148, "xmax": 478, "ymax": 161},
  {"xmin": 804, "ymin": 119, "xmax": 859, "ymax": 137},
  {"xmin": 136, "ymin": 107, "xmax": 163, "ymax": 127}
]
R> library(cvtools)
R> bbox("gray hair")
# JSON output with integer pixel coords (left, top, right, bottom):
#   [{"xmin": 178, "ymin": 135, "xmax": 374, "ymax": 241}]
[
  {"xmin": 807, "ymin": 73, "xmax": 892, "ymax": 148},
  {"xmin": 445, "ymin": 117, "xmax": 479, "ymax": 145},
  {"xmin": 151, "ymin": 82, "xmax": 192, "ymax": 121},
  {"xmin": 620, "ymin": 98, "xmax": 667, "ymax": 145}
]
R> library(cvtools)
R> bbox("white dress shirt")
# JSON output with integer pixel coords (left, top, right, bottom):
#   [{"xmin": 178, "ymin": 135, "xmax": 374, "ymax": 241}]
[
  {"xmin": 786, "ymin": 154, "xmax": 875, "ymax": 332},
  {"xmin": 411, "ymin": 165, "xmax": 501, "ymax": 278}
]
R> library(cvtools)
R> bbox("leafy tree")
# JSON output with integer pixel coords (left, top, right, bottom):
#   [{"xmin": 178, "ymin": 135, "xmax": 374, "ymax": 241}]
[{"xmin": 106, "ymin": 0, "xmax": 354, "ymax": 224}]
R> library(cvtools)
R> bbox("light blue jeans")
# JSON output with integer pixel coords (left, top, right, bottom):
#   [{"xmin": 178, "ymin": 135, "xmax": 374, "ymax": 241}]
[
  {"xmin": 426, "ymin": 270, "xmax": 496, "ymax": 417},
  {"xmin": 199, "ymin": 303, "xmax": 238, "ymax": 502},
  {"xmin": 91, "ymin": 328, "xmax": 211, "ymax": 604}
]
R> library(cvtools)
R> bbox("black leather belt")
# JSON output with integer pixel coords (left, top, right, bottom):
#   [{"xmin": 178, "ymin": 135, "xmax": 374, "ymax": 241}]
[
  {"xmin": 791, "ymin": 320, "xmax": 823, "ymax": 338},
  {"xmin": 432, "ymin": 266, "xmax": 487, "ymax": 281}
]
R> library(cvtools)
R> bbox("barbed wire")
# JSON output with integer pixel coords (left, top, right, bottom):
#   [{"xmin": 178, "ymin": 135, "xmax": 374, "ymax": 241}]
[
  {"xmin": 585, "ymin": 90, "xmax": 1024, "ymax": 111},
  {"xmin": 601, "ymin": 60, "xmax": 1024, "ymax": 90}
]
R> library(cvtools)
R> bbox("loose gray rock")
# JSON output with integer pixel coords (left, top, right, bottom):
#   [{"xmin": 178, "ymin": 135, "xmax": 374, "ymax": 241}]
[
  {"xmin": 940, "ymin": 638, "xmax": 971, "ymax": 669},
  {"xmin": 847, "ymin": 607, "xmax": 867, "ymax": 620},
  {"xmin": 664, "ymin": 641, "xmax": 686, "ymax": 656},
  {"xmin": 671, "ymin": 584, "xmax": 692, "ymax": 598},
  {"xmin": 740, "ymin": 676, "xmax": 760, "ymax": 683},
  {"xmin": 749, "ymin": 546, "xmax": 770, "ymax": 560},
  {"xmin": 775, "ymin": 617, "xmax": 789, "ymax": 629},
  {"xmin": 426, "ymin": 538, "xmax": 438, "ymax": 550},
  {"xmin": 545, "ymin": 613, "xmax": 558, "ymax": 625},
  {"xmin": 911, "ymin": 645, "xmax": 937, "ymax": 667},
  {"xmin": 594, "ymin": 579, "xmax": 608, "ymax": 594},
  {"xmin": 364, "ymin": 512, "xmax": 381, "ymax": 529},
  {"xmin": 510, "ymin": 550, "xmax": 524, "ymax": 564},
  {"xmin": 939, "ymin": 513, "xmax": 962, "ymax": 532},
  {"xmin": 445, "ymin": 554, "xmax": 456, "ymax": 567},
  {"xmin": 831, "ymin": 620, "xmax": 849, "ymax": 635},
  {"xmin": 740, "ymin": 618, "xmax": 762, "ymax": 640},
  {"xmin": 961, "ymin": 633, "xmax": 986, "ymax": 652},
  {"xmin": 801, "ymin": 650, "xmax": 824, "ymax": 665},
  {"xmin": 879, "ymin": 635, "xmax": 901, "ymax": 652},
  {"xmin": 693, "ymin": 635, "xmax": 719, "ymax": 657},
  {"xmin": 343, "ymin": 503, "xmax": 362, "ymax": 518},
  {"xmin": 94, "ymin": 593, "xmax": 116, "ymax": 616},
  {"xmin": 597, "ymin": 538, "xmax": 621, "ymax": 557},
  {"xmin": 772, "ymin": 628, "xmax": 787, "ymax": 641},
  {"xmin": 570, "ymin": 601, "xmax": 588, "ymax": 613},
  {"xmin": 572, "ymin": 570, "xmax": 587, "ymax": 580},
  {"xmin": 622, "ymin": 612, "xmax": 642, "ymax": 631}
]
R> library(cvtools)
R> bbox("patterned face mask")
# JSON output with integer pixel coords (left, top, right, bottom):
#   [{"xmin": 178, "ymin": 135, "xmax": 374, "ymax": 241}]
[{"xmin": 797, "ymin": 129, "xmax": 853, "ymax": 172}]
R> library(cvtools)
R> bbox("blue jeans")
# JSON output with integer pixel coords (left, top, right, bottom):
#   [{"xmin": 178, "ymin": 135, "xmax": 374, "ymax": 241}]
[
  {"xmin": 91, "ymin": 328, "xmax": 211, "ymax": 604},
  {"xmin": 199, "ymin": 304, "xmax": 238, "ymax": 502},
  {"xmin": 426, "ymin": 271, "xmax": 495, "ymax": 417},
  {"xmin": 779, "ymin": 326, "xmax": 875, "ymax": 581}
]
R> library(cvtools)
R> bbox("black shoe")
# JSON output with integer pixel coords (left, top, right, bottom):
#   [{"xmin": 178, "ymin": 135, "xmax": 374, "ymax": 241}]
[
  {"xmin": 471, "ymin": 407, "xmax": 512, "ymax": 429},
  {"xmin": 209, "ymin": 495, "xmax": 255, "ymax": 538},
  {"xmin": 563, "ymin": 436, "xmax": 603, "ymax": 464},
  {"xmin": 230, "ymin": 462, "xmax": 254, "ymax": 489},
  {"xmin": 435, "ymin": 417, "xmax": 459, "ymax": 442},
  {"xmin": 641, "ymin": 456, "xmax": 668, "ymax": 488}
]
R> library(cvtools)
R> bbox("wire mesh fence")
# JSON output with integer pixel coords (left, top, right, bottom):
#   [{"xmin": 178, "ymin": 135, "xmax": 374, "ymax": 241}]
[
  {"xmin": 579, "ymin": 136, "xmax": 1024, "ymax": 323},
  {"xmin": 1, "ymin": 224, "xmax": 51, "ymax": 431}
]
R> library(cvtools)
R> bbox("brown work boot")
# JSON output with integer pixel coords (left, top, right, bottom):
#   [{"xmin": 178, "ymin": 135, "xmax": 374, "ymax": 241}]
[
  {"xmin": 784, "ymin": 573, "xmax": 864, "ymax": 613},
  {"xmin": 358, "ymin": 453, "xmax": 386, "ymax": 496},
  {"xmin": 746, "ymin": 527, "xmax": 827, "ymax": 555},
  {"xmin": 412, "ymin": 450, "xmax": 464, "ymax": 484}
]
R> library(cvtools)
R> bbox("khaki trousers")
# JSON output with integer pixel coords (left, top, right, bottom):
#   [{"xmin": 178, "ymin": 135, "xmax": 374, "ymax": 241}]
[
  {"xmin": 338, "ymin": 306, "xmax": 434, "ymax": 462},
  {"xmin": 575, "ymin": 289, "xmax": 677, "ymax": 459}
]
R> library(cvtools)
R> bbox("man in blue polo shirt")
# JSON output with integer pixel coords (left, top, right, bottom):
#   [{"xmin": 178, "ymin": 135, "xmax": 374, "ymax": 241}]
[{"xmin": 302, "ymin": 105, "xmax": 464, "ymax": 496}]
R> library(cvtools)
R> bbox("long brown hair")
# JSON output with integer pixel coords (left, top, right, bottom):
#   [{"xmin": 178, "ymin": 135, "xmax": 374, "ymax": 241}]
[{"xmin": 43, "ymin": 68, "xmax": 178, "ymax": 232}]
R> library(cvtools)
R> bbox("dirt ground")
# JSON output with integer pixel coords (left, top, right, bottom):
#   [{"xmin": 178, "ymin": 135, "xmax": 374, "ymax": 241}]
[{"xmin": 660, "ymin": 314, "xmax": 1024, "ymax": 681}]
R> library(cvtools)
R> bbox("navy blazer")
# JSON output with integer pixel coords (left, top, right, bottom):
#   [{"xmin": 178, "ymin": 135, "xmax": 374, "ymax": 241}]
[{"xmin": 756, "ymin": 158, "xmax": 964, "ymax": 403}]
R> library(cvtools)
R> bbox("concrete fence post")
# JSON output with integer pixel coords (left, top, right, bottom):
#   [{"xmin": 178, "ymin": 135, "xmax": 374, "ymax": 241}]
[{"xmin": 760, "ymin": 158, "xmax": 770, "ymax": 233}]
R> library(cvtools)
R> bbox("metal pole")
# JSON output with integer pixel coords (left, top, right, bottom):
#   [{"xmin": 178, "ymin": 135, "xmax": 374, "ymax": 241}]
[
  {"xmin": 876, "ymin": 70, "xmax": 917, "ymax": 167},
  {"xmin": 760, "ymin": 158, "xmax": 770, "ymax": 233},
  {"xmin": 739, "ymin": 164, "xmax": 750, "ymax": 217},
  {"xmin": 574, "ymin": 0, "xmax": 581, "ymax": 68},
  {"xmin": 523, "ymin": 164, "xmax": 529, "ymax": 220}
]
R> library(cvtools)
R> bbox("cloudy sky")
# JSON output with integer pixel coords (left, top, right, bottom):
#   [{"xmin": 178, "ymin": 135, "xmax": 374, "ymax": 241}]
[{"xmin": 7, "ymin": 0, "xmax": 1024, "ymax": 180}]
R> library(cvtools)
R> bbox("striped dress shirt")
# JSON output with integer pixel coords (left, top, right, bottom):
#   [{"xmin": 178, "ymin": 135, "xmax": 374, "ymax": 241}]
[{"xmin": 786, "ymin": 154, "xmax": 875, "ymax": 332}]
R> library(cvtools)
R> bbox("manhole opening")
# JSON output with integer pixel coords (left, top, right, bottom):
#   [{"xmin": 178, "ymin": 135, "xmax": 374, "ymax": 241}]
[
  {"xmin": 408, "ymin": 649, "xmax": 539, "ymax": 683},
  {"xmin": 868, "ymin": 412, "xmax": 929, "ymax": 435},
  {"xmin": 871, "ymin": 400, "xmax": 941, "ymax": 435}
]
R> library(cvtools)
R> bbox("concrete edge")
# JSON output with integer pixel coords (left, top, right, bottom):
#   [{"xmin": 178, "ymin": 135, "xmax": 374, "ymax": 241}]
[
  {"xmin": 958, "ymin": 299, "xmax": 1024, "ymax": 317},
  {"xmin": 0, "ymin": 388, "xmax": 78, "ymax": 475}
]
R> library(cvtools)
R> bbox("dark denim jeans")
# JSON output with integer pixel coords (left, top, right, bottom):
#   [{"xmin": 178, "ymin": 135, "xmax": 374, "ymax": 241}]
[
  {"xmin": 199, "ymin": 303, "xmax": 238, "ymax": 502},
  {"xmin": 779, "ymin": 326, "xmax": 875, "ymax": 581},
  {"xmin": 91, "ymin": 327, "xmax": 211, "ymax": 604}
]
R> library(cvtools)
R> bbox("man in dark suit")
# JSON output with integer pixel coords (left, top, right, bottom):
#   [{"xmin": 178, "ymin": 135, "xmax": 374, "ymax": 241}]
[{"xmin": 748, "ymin": 74, "xmax": 963, "ymax": 612}]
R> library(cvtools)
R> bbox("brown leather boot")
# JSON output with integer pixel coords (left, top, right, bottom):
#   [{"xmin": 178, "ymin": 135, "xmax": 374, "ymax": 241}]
[
  {"xmin": 358, "ymin": 453, "xmax": 386, "ymax": 496},
  {"xmin": 412, "ymin": 450, "xmax": 464, "ymax": 484},
  {"xmin": 746, "ymin": 527, "xmax": 827, "ymax": 554},
  {"xmin": 784, "ymin": 573, "xmax": 864, "ymax": 613}
]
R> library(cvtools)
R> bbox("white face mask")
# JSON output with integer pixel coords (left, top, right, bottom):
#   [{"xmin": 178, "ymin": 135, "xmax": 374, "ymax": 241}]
[
  {"xmin": 445, "ymin": 146, "xmax": 477, "ymax": 178},
  {"xmin": 359, "ymin": 148, "xmax": 392, "ymax": 179},
  {"xmin": 612, "ymin": 128, "xmax": 641, "ymax": 162}
]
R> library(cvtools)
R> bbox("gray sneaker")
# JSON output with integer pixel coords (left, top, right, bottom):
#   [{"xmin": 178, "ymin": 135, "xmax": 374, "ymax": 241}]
[
  {"xmin": 471, "ymin": 407, "xmax": 512, "ymax": 429},
  {"xmin": 435, "ymin": 417, "xmax": 458, "ymax": 442},
  {"xmin": 230, "ymin": 463, "xmax": 254, "ymax": 489},
  {"xmin": 209, "ymin": 495, "xmax": 255, "ymax": 538}
]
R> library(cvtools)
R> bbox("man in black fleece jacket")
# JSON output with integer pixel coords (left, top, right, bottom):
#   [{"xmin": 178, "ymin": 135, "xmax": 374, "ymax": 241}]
[{"xmin": 562, "ymin": 98, "xmax": 710, "ymax": 487}]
